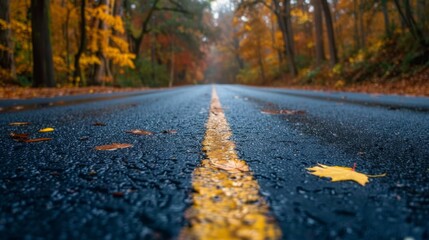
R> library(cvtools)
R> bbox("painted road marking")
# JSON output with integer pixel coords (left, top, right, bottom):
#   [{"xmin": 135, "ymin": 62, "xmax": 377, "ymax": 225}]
[{"xmin": 180, "ymin": 86, "xmax": 281, "ymax": 239}]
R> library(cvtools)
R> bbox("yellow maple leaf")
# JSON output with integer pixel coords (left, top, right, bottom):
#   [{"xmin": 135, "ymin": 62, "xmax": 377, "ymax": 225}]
[
  {"xmin": 39, "ymin": 127, "xmax": 54, "ymax": 133},
  {"xmin": 307, "ymin": 164, "xmax": 385, "ymax": 186}
]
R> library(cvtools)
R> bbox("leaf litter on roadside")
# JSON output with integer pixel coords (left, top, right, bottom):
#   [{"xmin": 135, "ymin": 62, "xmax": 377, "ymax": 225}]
[
  {"xmin": 307, "ymin": 163, "xmax": 386, "ymax": 186},
  {"xmin": 125, "ymin": 129, "xmax": 153, "ymax": 135},
  {"xmin": 95, "ymin": 143, "xmax": 133, "ymax": 151}
]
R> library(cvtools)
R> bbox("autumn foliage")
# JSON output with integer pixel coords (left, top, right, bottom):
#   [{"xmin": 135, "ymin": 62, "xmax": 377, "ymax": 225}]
[
  {"xmin": 0, "ymin": 0, "xmax": 428, "ymax": 91},
  {"xmin": 208, "ymin": 0, "xmax": 429, "ymax": 93},
  {"xmin": 0, "ymin": 0, "xmax": 213, "ymax": 88}
]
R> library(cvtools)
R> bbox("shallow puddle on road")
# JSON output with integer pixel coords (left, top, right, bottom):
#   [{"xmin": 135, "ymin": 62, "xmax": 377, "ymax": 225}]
[{"xmin": 179, "ymin": 86, "xmax": 281, "ymax": 240}]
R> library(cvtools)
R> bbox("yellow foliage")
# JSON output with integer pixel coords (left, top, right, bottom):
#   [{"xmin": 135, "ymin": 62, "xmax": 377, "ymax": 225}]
[
  {"xmin": 105, "ymin": 47, "xmax": 135, "ymax": 68},
  {"xmin": 291, "ymin": 8, "xmax": 311, "ymax": 24},
  {"xmin": 87, "ymin": 5, "xmax": 124, "ymax": 33},
  {"xmin": 80, "ymin": 54, "xmax": 101, "ymax": 67},
  {"xmin": 349, "ymin": 50, "xmax": 366, "ymax": 65},
  {"xmin": 334, "ymin": 80, "xmax": 345, "ymax": 88}
]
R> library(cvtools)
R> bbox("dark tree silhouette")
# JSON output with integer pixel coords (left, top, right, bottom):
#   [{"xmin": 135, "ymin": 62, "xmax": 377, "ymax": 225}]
[{"xmin": 31, "ymin": 0, "xmax": 55, "ymax": 87}]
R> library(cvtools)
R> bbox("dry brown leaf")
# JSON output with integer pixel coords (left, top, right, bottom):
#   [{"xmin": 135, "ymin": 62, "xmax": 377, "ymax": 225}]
[
  {"xmin": 10, "ymin": 132, "xmax": 30, "ymax": 141},
  {"xmin": 93, "ymin": 122, "xmax": 107, "ymax": 126},
  {"xmin": 9, "ymin": 122, "xmax": 31, "ymax": 126},
  {"xmin": 125, "ymin": 129, "xmax": 153, "ymax": 135},
  {"xmin": 307, "ymin": 163, "xmax": 386, "ymax": 186},
  {"xmin": 112, "ymin": 192, "xmax": 125, "ymax": 198},
  {"xmin": 95, "ymin": 143, "xmax": 133, "ymax": 151},
  {"xmin": 24, "ymin": 138, "xmax": 53, "ymax": 143}
]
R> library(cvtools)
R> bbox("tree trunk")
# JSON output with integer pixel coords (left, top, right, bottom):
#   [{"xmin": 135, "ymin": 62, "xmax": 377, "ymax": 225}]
[
  {"xmin": 129, "ymin": 0, "xmax": 158, "ymax": 58},
  {"xmin": 312, "ymin": 0, "xmax": 325, "ymax": 65},
  {"xmin": 109, "ymin": 0, "xmax": 121, "ymax": 82},
  {"xmin": 150, "ymin": 33, "xmax": 156, "ymax": 85},
  {"xmin": 256, "ymin": 37, "xmax": 266, "ymax": 84},
  {"xmin": 233, "ymin": 26, "xmax": 244, "ymax": 70},
  {"xmin": 169, "ymin": 37, "xmax": 174, "ymax": 88},
  {"xmin": 93, "ymin": 0, "xmax": 111, "ymax": 86},
  {"xmin": 73, "ymin": 0, "xmax": 86, "ymax": 86},
  {"xmin": 269, "ymin": 13, "xmax": 283, "ymax": 71},
  {"xmin": 393, "ymin": 0, "xmax": 427, "ymax": 48},
  {"xmin": 65, "ymin": 6, "xmax": 71, "ymax": 80},
  {"xmin": 358, "ymin": 0, "xmax": 366, "ymax": 48},
  {"xmin": 283, "ymin": 0, "xmax": 297, "ymax": 76},
  {"xmin": 353, "ymin": 0, "xmax": 360, "ymax": 49},
  {"xmin": 381, "ymin": 0, "xmax": 391, "ymax": 37},
  {"xmin": 321, "ymin": 0, "xmax": 339, "ymax": 66},
  {"xmin": 416, "ymin": 0, "xmax": 426, "ymax": 31},
  {"xmin": 31, "ymin": 0, "xmax": 55, "ymax": 87},
  {"xmin": 273, "ymin": 0, "xmax": 297, "ymax": 77},
  {"xmin": 0, "ymin": 0, "xmax": 15, "ymax": 84}
]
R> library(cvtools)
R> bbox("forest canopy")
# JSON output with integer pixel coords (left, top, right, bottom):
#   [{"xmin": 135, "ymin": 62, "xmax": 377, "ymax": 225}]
[{"xmin": 0, "ymin": 0, "xmax": 428, "ymax": 88}]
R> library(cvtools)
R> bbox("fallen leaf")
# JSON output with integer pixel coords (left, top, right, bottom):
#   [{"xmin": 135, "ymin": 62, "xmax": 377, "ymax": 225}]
[
  {"xmin": 24, "ymin": 138, "xmax": 53, "ymax": 143},
  {"xmin": 125, "ymin": 129, "xmax": 153, "ymax": 135},
  {"xmin": 39, "ymin": 127, "xmax": 54, "ymax": 132},
  {"xmin": 93, "ymin": 122, "xmax": 106, "ymax": 126},
  {"xmin": 112, "ymin": 192, "xmax": 125, "ymax": 198},
  {"xmin": 10, "ymin": 132, "xmax": 30, "ymax": 141},
  {"xmin": 307, "ymin": 163, "xmax": 385, "ymax": 186},
  {"xmin": 210, "ymin": 159, "xmax": 249, "ymax": 173},
  {"xmin": 10, "ymin": 132, "xmax": 52, "ymax": 143},
  {"xmin": 161, "ymin": 129, "xmax": 177, "ymax": 134},
  {"xmin": 95, "ymin": 143, "xmax": 133, "ymax": 151},
  {"xmin": 9, "ymin": 122, "xmax": 31, "ymax": 126}
]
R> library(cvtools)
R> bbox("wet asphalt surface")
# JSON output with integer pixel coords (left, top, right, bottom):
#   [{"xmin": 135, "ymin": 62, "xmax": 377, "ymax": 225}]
[{"xmin": 1, "ymin": 85, "xmax": 428, "ymax": 239}]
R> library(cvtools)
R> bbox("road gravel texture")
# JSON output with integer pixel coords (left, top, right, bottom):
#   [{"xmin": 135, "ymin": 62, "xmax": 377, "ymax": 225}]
[{"xmin": 0, "ymin": 85, "xmax": 428, "ymax": 239}]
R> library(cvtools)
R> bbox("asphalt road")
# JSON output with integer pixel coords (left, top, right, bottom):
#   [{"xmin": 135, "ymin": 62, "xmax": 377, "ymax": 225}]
[{"xmin": 1, "ymin": 85, "xmax": 428, "ymax": 239}]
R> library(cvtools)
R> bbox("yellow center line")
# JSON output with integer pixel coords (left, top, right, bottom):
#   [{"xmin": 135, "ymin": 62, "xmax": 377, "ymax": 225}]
[{"xmin": 179, "ymin": 86, "xmax": 281, "ymax": 240}]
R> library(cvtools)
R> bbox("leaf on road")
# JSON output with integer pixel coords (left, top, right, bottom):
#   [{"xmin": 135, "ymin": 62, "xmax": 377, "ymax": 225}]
[
  {"xmin": 112, "ymin": 192, "xmax": 125, "ymax": 198},
  {"xmin": 95, "ymin": 143, "xmax": 133, "ymax": 151},
  {"xmin": 307, "ymin": 163, "xmax": 386, "ymax": 186},
  {"xmin": 161, "ymin": 129, "xmax": 177, "ymax": 134},
  {"xmin": 125, "ymin": 129, "xmax": 153, "ymax": 135},
  {"xmin": 10, "ymin": 132, "xmax": 30, "ymax": 141},
  {"xmin": 24, "ymin": 138, "xmax": 53, "ymax": 143},
  {"xmin": 210, "ymin": 159, "xmax": 250, "ymax": 173},
  {"xmin": 9, "ymin": 122, "xmax": 31, "ymax": 126},
  {"xmin": 261, "ymin": 109, "xmax": 305, "ymax": 115},
  {"xmin": 79, "ymin": 136, "xmax": 90, "ymax": 141},
  {"xmin": 93, "ymin": 122, "xmax": 107, "ymax": 126},
  {"xmin": 10, "ymin": 132, "xmax": 52, "ymax": 143},
  {"xmin": 39, "ymin": 127, "xmax": 54, "ymax": 132}
]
